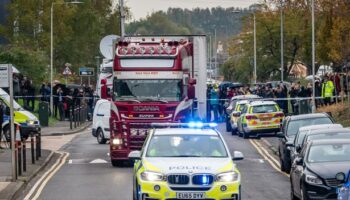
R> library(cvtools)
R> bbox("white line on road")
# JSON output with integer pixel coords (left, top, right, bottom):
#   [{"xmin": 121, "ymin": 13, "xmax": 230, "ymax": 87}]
[
  {"xmin": 24, "ymin": 152, "xmax": 70, "ymax": 200},
  {"xmin": 249, "ymin": 139, "xmax": 289, "ymax": 177},
  {"xmin": 68, "ymin": 159, "xmax": 72, "ymax": 164}
]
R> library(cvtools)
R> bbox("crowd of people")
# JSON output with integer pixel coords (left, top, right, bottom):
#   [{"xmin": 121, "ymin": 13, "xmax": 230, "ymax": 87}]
[{"xmin": 206, "ymin": 72, "xmax": 349, "ymax": 122}]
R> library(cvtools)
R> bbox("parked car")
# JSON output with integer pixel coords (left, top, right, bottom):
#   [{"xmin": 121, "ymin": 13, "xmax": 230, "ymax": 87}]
[
  {"xmin": 290, "ymin": 139, "xmax": 350, "ymax": 200},
  {"xmin": 92, "ymin": 99, "xmax": 110, "ymax": 144},
  {"xmin": 277, "ymin": 113, "xmax": 334, "ymax": 173},
  {"xmin": 289, "ymin": 124, "xmax": 344, "ymax": 169},
  {"xmin": 225, "ymin": 95, "xmax": 261, "ymax": 132},
  {"xmin": 229, "ymin": 100, "xmax": 249, "ymax": 135},
  {"xmin": 237, "ymin": 101, "xmax": 284, "ymax": 139}
]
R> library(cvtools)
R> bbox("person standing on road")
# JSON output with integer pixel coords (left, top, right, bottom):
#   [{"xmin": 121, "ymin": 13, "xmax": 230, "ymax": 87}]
[
  {"xmin": 322, "ymin": 76, "xmax": 334, "ymax": 106},
  {"xmin": 57, "ymin": 87, "xmax": 65, "ymax": 121},
  {"xmin": 209, "ymin": 87, "xmax": 220, "ymax": 122}
]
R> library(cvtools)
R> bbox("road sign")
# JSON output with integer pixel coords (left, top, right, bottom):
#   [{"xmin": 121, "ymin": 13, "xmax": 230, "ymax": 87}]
[
  {"xmin": 0, "ymin": 64, "xmax": 10, "ymax": 87},
  {"xmin": 63, "ymin": 66, "xmax": 72, "ymax": 76},
  {"xmin": 79, "ymin": 67, "xmax": 94, "ymax": 76}
]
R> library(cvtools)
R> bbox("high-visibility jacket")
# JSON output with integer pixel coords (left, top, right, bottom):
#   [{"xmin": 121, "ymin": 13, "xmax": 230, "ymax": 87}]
[{"xmin": 322, "ymin": 80, "xmax": 334, "ymax": 98}]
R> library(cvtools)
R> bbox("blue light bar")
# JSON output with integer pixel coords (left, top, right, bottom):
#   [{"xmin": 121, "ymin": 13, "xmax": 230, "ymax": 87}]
[{"xmin": 151, "ymin": 122, "xmax": 217, "ymax": 129}]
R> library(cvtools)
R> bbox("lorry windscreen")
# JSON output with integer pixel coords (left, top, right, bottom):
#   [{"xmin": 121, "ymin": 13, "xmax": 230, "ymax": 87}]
[{"xmin": 113, "ymin": 79, "xmax": 182, "ymax": 101}]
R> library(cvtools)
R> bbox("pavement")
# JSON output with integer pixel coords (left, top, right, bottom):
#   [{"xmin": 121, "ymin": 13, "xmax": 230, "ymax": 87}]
[
  {"xmin": 19, "ymin": 124, "xmax": 291, "ymax": 200},
  {"xmin": 0, "ymin": 120, "xmax": 91, "ymax": 200}
]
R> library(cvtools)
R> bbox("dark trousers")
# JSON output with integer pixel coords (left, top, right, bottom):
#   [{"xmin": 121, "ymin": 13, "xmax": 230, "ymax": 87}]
[
  {"xmin": 324, "ymin": 97, "xmax": 331, "ymax": 106},
  {"xmin": 58, "ymin": 102, "xmax": 65, "ymax": 121},
  {"xmin": 211, "ymin": 104, "xmax": 219, "ymax": 122}
]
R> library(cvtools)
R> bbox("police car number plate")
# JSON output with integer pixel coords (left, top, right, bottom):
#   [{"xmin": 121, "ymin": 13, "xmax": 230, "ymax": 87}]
[{"xmin": 176, "ymin": 192, "xmax": 205, "ymax": 199}]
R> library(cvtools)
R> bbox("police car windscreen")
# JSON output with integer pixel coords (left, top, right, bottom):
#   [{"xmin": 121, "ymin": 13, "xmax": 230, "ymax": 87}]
[
  {"xmin": 252, "ymin": 104, "xmax": 277, "ymax": 113},
  {"xmin": 146, "ymin": 135, "xmax": 228, "ymax": 158}
]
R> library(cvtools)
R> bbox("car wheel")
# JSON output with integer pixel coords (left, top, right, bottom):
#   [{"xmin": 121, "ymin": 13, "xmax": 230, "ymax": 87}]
[
  {"xmin": 226, "ymin": 120, "xmax": 232, "ymax": 132},
  {"xmin": 3, "ymin": 126, "xmax": 10, "ymax": 142},
  {"xmin": 280, "ymin": 154, "xmax": 287, "ymax": 172},
  {"xmin": 96, "ymin": 128, "xmax": 107, "ymax": 144},
  {"xmin": 242, "ymin": 129, "xmax": 249, "ymax": 139},
  {"xmin": 238, "ymin": 185, "xmax": 242, "ymax": 200}
]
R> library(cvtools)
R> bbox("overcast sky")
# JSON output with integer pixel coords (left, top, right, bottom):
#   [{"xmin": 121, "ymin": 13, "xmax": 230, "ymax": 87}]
[{"xmin": 123, "ymin": 0, "xmax": 261, "ymax": 21}]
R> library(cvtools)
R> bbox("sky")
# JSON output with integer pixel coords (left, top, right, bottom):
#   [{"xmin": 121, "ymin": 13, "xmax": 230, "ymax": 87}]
[{"xmin": 123, "ymin": 0, "xmax": 261, "ymax": 21}]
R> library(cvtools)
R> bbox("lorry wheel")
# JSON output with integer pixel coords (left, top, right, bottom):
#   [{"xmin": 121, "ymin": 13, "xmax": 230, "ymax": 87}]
[
  {"xmin": 96, "ymin": 129, "xmax": 107, "ymax": 144},
  {"xmin": 111, "ymin": 160, "xmax": 123, "ymax": 167}
]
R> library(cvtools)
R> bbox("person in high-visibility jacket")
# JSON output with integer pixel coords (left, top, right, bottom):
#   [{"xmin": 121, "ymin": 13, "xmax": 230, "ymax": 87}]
[{"xmin": 321, "ymin": 76, "xmax": 334, "ymax": 105}]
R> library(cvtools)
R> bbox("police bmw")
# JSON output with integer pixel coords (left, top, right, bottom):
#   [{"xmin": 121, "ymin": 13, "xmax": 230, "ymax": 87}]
[{"xmin": 129, "ymin": 122, "xmax": 244, "ymax": 200}]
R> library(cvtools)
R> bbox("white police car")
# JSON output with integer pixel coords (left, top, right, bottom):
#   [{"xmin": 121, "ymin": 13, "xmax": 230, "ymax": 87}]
[{"xmin": 129, "ymin": 122, "xmax": 244, "ymax": 200}]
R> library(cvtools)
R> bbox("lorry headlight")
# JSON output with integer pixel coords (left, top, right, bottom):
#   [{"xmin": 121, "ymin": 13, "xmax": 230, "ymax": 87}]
[
  {"xmin": 141, "ymin": 171, "xmax": 165, "ymax": 182},
  {"xmin": 112, "ymin": 138, "xmax": 122, "ymax": 145},
  {"xmin": 216, "ymin": 172, "xmax": 239, "ymax": 182},
  {"xmin": 305, "ymin": 174, "xmax": 323, "ymax": 185}
]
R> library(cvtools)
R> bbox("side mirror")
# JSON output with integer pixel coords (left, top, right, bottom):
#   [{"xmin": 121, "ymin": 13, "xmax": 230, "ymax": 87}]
[
  {"xmin": 295, "ymin": 157, "xmax": 303, "ymax": 165},
  {"xmin": 232, "ymin": 151, "xmax": 244, "ymax": 161},
  {"xmin": 128, "ymin": 151, "xmax": 141, "ymax": 160},
  {"xmin": 231, "ymin": 111, "xmax": 241, "ymax": 117},
  {"xmin": 226, "ymin": 107, "xmax": 232, "ymax": 114},
  {"xmin": 276, "ymin": 132, "xmax": 284, "ymax": 138},
  {"xmin": 335, "ymin": 172, "xmax": 346, "ymax": 183},
  {"xmin": 296, "ymin": 145, "xmax": 302, "ymax": 153}
]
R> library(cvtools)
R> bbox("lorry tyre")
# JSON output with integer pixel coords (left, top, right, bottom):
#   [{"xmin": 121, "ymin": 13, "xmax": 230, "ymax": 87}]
[
  {"xmin": 112, "ymin": 160, "xmax": 123, "ymax": 167},
  {"xmin": 96, "ymin": 128, "xmax": 107, "ymax": 144}
]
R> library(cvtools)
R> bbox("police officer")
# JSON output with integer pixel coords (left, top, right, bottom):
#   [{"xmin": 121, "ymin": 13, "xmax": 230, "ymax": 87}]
[{"xmin": 322, "ymin": 76, "xmax": 335, "ymax": 106}]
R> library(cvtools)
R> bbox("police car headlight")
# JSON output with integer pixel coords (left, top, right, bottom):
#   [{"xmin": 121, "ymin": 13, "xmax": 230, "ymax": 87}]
[
  {"xmin": 216, "ymin": 172, "xmax": 239, "ymax": 182},
  {"xmin": 141, "ymin": 171, "xmax": 165, "ymax": 182},
  {"xmin": 305, "ymin": 174, "xmax": 323, "ymax": 185},
  {"xmin": 26, "ymin": 120, "xmax": 35, "ymax": 125}
]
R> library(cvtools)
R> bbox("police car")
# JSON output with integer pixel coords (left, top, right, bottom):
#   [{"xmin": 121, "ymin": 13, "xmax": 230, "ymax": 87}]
[{"xmin": 129, "ymin": 122, "xmax": 244, "ymax": 200}]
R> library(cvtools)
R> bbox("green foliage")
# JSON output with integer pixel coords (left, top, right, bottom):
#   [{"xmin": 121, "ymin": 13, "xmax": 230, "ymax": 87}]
[
  {"xmin": 0, "ymin": 46, "xmax": 48, "ymax": 85},
  {"xmin": 0, "ymin": 0, "xmax": 126, "ymax": 83}
]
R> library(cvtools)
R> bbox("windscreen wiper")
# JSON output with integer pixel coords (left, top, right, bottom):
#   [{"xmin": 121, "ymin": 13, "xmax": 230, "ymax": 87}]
[
  {"xmin": 117, "ymin": 98, "xmax": 141, "ymax": 103},
  {"xmin": 140, "ymin": 98, "xmax": 168, "ymax": 103}
]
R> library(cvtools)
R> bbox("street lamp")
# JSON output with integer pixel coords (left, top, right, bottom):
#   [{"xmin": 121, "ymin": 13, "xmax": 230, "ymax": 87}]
[
  {"xmin": 280, "ymin": 0, "xmax": 285, "ymax": 82},
  {"xmin": 50, "ymin": 0, "xmax": 83, "ymax": 115},
  {"xmin": 311, "ymin": 0, "xmax": 316, "ymax": 113}
]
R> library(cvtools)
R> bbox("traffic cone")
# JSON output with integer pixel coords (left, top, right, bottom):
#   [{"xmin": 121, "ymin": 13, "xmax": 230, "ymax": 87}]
[{"xmin": 15, "ymin": 125, "xmax": 21, "ymax": 141}]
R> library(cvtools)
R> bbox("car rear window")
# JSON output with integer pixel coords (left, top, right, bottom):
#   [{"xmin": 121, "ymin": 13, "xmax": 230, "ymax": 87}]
[
  {"xmin": 287, "ymin": 117, "xmax": 333, "ymax": 136},
  {"xmin": 252, "ymin": 104, "xmax": 277, "ymax": 113}
]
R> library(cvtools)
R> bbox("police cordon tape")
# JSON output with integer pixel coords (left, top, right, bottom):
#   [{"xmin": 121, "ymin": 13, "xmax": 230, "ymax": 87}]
[{"xmin": 2, "ymin": 94, "xmax": 350, "ymax": 101}]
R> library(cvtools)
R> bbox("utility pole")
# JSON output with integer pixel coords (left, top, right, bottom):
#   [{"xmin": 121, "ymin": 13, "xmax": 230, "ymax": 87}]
[
  {"xmin": 253, "ymin": 13, "xmax": 257, "ymax": 84},
  {"xmin": 214, "ymin": 29, "xmax": 217, "ymax": 80},
  {"xmin": 311, "ymin": 0, "xmax": 316, "ymax": 113},
  {"xmin": 119, "ymin": 0, "xmax": 125, "ymax": 37},
  {"xmin": 9, "ymin": 65, "xmax": 16, "ymax": 181},
  {"xmin": 280, "ymin": 0, "xmax": 284, "ymax": 82}
]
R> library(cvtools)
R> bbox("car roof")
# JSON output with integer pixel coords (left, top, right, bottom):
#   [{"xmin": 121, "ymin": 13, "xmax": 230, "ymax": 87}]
[
  {"xmin": 231, "ymin": 95, "xmax": 261, "ymax": 101},
  {"xmin": 154, "ymin": 128, "xmax": 219, "ymax": 136},
  {"xmin": 310, "ymin": 138, "xmax": 350, "ymax": 145},
  {"xmin": 237, "ymin": 100, "xmax": 250, "ymax": 105},
  {"xmin": 249, "ymin": 101, "xmax": 276, "ymax": 106},
  {"xmin": 289, "ymin": 113, "xmax": 330, "ymax": 120},
  {"xmin": 299, "ymin": 124, "xmax": 343, "ymax": 132},
  {"xmin": 306, "ymin": 128, "xmax": 350, "ymax": 136}
]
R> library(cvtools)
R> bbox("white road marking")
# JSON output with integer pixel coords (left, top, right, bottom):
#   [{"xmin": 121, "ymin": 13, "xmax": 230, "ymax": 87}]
[
  {"xmin": 24, "ymin": 152, "xmax": 69, "ymax": 200},
  {"xmin": 89, "ymin": 159, "xmax": 108, "ymax": 164},
  {"xmin": 68, "ymin": 159, "xmax": 72, "ymax": 164}
]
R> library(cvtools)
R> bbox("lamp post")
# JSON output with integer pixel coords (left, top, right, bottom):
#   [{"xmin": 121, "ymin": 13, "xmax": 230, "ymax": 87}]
[
  {"xmin": 280, "ymin": 0, "xmax": 284, "ymax": 82},
  {"xmin": 311, "ymin": 0, "xmax": 316, "ymax": 113},
  {"xmin": 50, "ymin": 0, "xmax": 83, "ymax": 115},
  {"xmin": 253, "ymin": 12, "xmax": 257, "ymax": 84}
]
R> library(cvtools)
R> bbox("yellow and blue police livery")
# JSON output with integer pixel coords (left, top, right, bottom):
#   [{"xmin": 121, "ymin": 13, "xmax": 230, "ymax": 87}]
[{"xmin": 129, "ymin": 122, "xmax": 244, "ymax": 200}]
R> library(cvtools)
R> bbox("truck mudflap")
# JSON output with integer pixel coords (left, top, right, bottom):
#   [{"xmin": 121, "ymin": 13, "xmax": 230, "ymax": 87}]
[{"xmin": 110, "ymin": 120, "xmax": 171, "ymax": 160}]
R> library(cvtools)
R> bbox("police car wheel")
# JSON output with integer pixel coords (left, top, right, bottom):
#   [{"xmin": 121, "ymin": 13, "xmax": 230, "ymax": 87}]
[
  {"xmin": 242, "ymin": 130, "xmax": 249, "ymax": 139},
  {"xmin": 3, "ymin": 126, "xmax": 10, "ymax": 142},
  {"xmin": 226, "ymin": 120, "xmax": 232, "ymax": 132},
  {"xmin": 97, "ymin": 129, "xmax": 107, "ymax": 144},
  {"xmin": 238, "ymin": 185, "xmax": 242, "ymax": 200}
]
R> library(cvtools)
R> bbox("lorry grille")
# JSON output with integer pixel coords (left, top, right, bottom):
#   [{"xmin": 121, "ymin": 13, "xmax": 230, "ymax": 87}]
[{"xmin": 167, "ymin": 175, "xmax": 190, "ymax": 185}]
